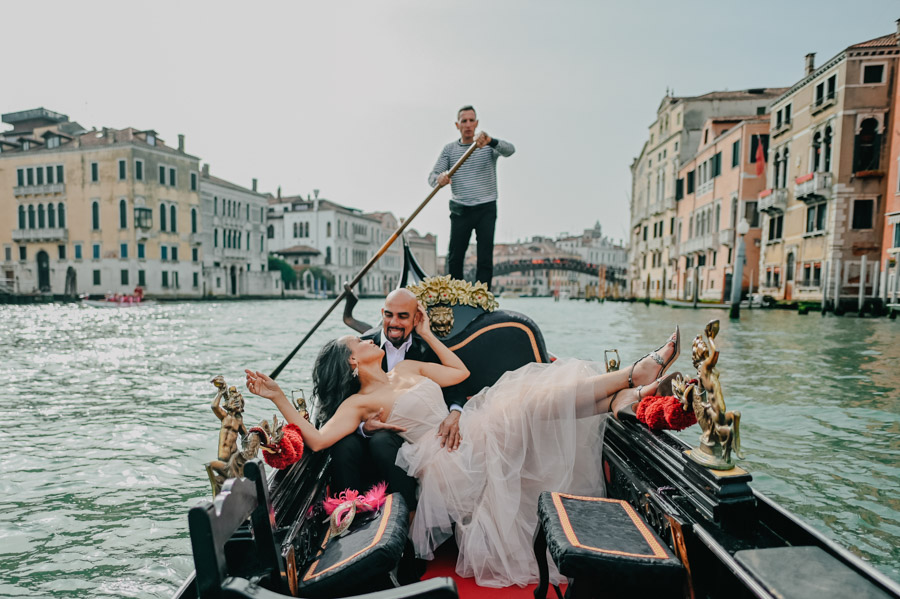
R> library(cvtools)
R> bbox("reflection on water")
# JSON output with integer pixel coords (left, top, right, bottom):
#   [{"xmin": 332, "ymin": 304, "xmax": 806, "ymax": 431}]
[{"xmin": 1, "ymin": 299, "xmax": 898, "ymax": 597}]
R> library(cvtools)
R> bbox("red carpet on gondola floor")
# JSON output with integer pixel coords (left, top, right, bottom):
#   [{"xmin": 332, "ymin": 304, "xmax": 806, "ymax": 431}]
[{"xmin": 420, "ymin": 540, "xmax": 565, "ymax": 598}]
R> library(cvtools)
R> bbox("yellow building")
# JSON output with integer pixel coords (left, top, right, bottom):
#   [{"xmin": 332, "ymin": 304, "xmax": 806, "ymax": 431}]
[
  {"xmin": 0, "ymin": 108, "xmax": 202, "ymax": 297},
  {"xmin": 760, "ymin": 33, "xmax": 899, "ymax": 305}
]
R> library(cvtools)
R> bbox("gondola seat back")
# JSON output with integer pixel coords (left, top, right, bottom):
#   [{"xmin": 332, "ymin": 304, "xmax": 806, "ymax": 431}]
[{"xmin": 439, "ymin": 308, "xmax": 551, "ymax": 403}]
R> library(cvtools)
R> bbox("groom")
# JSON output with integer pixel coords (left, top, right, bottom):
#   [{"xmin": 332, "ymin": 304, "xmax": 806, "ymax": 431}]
[{"xmin": 329, "ymin": 288, "xmax": 466, "ymax": 511}]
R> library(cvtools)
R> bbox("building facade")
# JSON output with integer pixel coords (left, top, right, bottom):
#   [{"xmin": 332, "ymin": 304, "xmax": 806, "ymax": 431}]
[
  {"xmin": 199, "ymin": 166, "xmax": 279, "ymax": 296},
  {"xmin": 267, "ymin": 192, "xmax": 436, "ymax": 297},
  {"xmin": 759, "ymin": 36, "xmax": 899, "ymax": 305},
  {"xmin": 674, "ymin": 117, "xmax": 768, "ymax": 301},
  {"xmin": 1, "ymin": 107, "xmax": 202, "ymax": 297},
  {"xmin": 629, "ymin": 89, "xmax": 786, "ymax": 300}
]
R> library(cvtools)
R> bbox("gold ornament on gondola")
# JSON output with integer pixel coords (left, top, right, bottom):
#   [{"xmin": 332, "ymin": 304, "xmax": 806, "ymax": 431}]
[
  {"xmin": 672, "ymin": 320, "xmax": 743, "ymax": 470},
  {"xmin": 407, "ymin": 275, "xmax": 499, "ymax": 337}
]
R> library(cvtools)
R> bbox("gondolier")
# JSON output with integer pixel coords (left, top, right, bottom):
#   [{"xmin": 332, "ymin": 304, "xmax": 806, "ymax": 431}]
[{"xmin": 429, "ymin": 106, "xmax": 515, "ymax": 290}]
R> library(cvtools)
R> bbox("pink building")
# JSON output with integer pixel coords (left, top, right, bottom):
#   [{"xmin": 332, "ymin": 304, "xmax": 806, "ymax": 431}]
[{"xmin": 674, "ymin": 117, "xmax": 769, "ymax": 301}]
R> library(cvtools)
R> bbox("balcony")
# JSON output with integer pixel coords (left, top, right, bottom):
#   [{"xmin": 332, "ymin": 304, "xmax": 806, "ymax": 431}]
[
  {"xmin": 679, "ymin": 233, "xmax": 715, "ymax": 255},
  {"xmin": 759, "ymin": 188, "xmax": 787, "ymax": 215},
  {"xmin": 771, "ymin": 121, "xmax": 791, "ymax": 139},
  {"xmin": 13, "ymin": 183, "xmax": 66, "ymax": 197},
  {"xmin": 794, "ymin": 172, "xmax": 832, "ymax": 203},
  {"xmin": 697, "ymin": 179, "xmax": 713, "ymax": 197},
  {"xmin": 12, "ymin": 227, "xmax": 68, "ymax": 242},
  {"xmin": 665, "ymin": 234, "xmax": 678, "ymax": 248},
  {"xmin": 811, "ymin": 92, "xmax": 838, "ymax": 116},
  {"xmin": 647, "ymin": 237, "xmax": 663, "ymax": 251},
  {"xmin": 190, "ymin": 233, "xmax": 203, "ymax": 245},
  {"xmin": 718, "ymin": 228, "xmax": 734, "ymax": 247}
]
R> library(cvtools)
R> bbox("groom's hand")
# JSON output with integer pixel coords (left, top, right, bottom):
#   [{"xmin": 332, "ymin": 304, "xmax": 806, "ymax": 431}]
[
  {"xmin": 437, "ymin": 411, "xmax": 461, "ymax": 451},
  {"xmin": 362, "ymin": 408, "xmax": 406, "ymax": 434}
]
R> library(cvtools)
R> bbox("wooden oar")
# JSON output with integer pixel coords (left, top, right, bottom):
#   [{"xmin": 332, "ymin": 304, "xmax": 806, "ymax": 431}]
[{"xmin": 269, "ymin": 141, "xmax": 479, "ymax": 379}]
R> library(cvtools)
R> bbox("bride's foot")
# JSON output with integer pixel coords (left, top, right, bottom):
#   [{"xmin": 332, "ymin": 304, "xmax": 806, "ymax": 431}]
[
  {"xmin": 613, "ymin": 372, "xmax": 681, "ymax": 421},
  {"xmin": 609, "ymin": 378, "xmax": 661, "ymax": 420},
  {"xmin": 627, "ymin": 326, "xmax": 680, "ymax": 389}
]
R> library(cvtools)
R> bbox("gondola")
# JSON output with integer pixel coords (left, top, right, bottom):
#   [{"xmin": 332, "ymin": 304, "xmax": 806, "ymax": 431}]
[{"xmin": 173, "ymin": 242, "xmax": 900, "ymax": 599}]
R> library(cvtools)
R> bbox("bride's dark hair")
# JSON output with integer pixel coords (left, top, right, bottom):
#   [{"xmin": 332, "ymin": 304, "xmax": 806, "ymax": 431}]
[{"xmin": 312, "ymin": 338, "xmax": 361, "ymax": 426}]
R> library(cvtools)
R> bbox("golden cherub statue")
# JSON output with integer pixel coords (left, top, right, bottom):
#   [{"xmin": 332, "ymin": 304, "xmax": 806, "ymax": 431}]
[
  {"xmin": 206, "ymin": 375, "xmax": 261, "ymax": 495},
  {"xmin": 672, "ymin": 320, "xmax": 743, "ymax": 470}
]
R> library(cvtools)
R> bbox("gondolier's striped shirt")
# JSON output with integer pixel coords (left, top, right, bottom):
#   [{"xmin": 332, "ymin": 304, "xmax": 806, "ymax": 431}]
[{"xmin": 428, "ymin": 138, "xmax": 515, "ymax": 207}]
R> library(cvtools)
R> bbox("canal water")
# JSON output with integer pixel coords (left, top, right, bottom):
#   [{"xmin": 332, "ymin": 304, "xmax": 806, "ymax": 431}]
[{"xmin": 1, "ymin": 298, "xmax": 898, "ymax": 597}]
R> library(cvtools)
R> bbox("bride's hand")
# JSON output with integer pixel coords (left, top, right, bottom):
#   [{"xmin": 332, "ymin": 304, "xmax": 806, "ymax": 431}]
[
  {"xmin": 245, "ymin": 369, "xmax": 284, "ymax": 403},
  {"xmin": 414, "ymin": 302, "xmax": 432, "ymax": 337}
]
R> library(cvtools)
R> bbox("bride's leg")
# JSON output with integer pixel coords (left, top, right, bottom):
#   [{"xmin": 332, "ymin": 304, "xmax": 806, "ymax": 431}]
[{"xmin": 585, "ymin": 373, "xmax": 661, "ymax": 416}]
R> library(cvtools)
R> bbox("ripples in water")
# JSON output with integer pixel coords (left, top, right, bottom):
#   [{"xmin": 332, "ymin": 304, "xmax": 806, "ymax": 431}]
[{"xmin": 1, "ymin": 299, "xmax": 898, "ymax": 597}]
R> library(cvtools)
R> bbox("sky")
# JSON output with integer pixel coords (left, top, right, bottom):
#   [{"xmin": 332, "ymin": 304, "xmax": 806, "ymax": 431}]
[{"xmin": 3, "ymin": 1, "xmax": 899, "ymax": 251}]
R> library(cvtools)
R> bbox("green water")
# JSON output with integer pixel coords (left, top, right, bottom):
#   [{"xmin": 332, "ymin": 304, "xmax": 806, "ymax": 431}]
[{"xmin": 1, "ymin": 298, "xmax": 898, "ymax": 597}]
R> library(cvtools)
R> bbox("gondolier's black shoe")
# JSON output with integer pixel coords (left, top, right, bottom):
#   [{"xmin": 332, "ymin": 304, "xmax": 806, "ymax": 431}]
[{"xmin": 627, "ymin": 326, "xmax": 680, "ymax": 388}]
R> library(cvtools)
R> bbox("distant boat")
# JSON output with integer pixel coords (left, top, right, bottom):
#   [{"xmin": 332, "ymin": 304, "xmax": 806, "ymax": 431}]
[
  {"xmin": 82, "ymin": 298, "xmax": 155, "ymax": 308},
  {"xmin": 664, "ymin": 298, "xmax": 729, "ymax": 309}
]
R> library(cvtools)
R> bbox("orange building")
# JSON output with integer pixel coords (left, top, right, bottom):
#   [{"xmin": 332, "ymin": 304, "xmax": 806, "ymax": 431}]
[
  {"xmin": 881, "ymin": 36, "xmax": 900, "ymax": 305},
  {"xmin": 674, "ymin": 117, "xmax": 768, "ymax": 301}
]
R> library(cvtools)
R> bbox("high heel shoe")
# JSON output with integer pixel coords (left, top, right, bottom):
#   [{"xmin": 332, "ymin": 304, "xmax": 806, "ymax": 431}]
[{"xmin": 627, "ymin": 326, "xmax": 680, "ymax": 389}]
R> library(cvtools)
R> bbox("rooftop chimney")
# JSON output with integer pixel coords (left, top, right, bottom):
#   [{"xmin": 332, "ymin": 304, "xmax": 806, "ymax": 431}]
[
  {"xmin": 313, "ymin": 188, "xmax": 320, "ymax": 199},
  {"xmin": 202, "ymin": 163, "xmax": 209, "ymax": 177},
  {"xmin": 252, "ymin": 178, "xmax": 257, "ymax": 192},
  {"xmin": 178, "ymin": 134, "xmax": 185, "ymax": 152},
  {"xmin": 805, "ymin": 53, "xmax": 816, "ymax": 76},
  {"xmin": 277, "ymin": 186, "xmax": 281, "ymax": 200},
  {"xmin": 896, "ymin": 18, "xmax": 900, "ymax": 43}
]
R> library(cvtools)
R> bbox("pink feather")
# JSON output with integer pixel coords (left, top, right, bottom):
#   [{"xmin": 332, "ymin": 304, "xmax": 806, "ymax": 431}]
[{"xmin": 322, "ymin": 482, "xmax": 387, "ymax": 515}]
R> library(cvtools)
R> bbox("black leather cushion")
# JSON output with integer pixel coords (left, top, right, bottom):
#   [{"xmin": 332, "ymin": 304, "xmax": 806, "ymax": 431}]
[
  {"xmin": 298, "ymin": 493, "xmax": 409, "ymax": 597},
  {"xmin": 735, "ymin": 546, "xmax": 893, "ymax": 599},
  {"xmin": 538, "ymin": 492, "xmax": 683, "ymax": 591}
]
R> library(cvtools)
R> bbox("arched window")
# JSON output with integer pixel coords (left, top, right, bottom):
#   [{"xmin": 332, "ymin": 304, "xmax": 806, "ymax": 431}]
[
  {"xmin": 160, "ymin": 204, "xmax": 167, "ymax": 231},
  {"xmin": 28, "ymin": 205, "xmax": 36, "ymax": 228},
  {"xmin": 812, "ymin": 132, "xmax": 822, "ymax": 172},
  {"xmin": 293, "ymin": 222, "xmax": 298, "ymax": 238},
  {"xmin": 237, "ymin": 231, "xmax": 241, "ymax": 250},
  {"xmin": 327, "ymin": 222, "xmax": 332, "ymax": 237},
  {"xmin": 227, "ymin": 230, "xmax": 232, "ymax": 249},
  {"xmin": 304, "ymin": 222, "xmax": 309, "ymax": 237},
  {"xmin": 853, "ymin": 118, "xmax": 880, "ymax": 172},
  {"xmin": 58, "ymin": 203, "xmax": 66, "ymax": 228},
  {"xmin": 773, "ymin": 151, "xmax": 781, "ymax": 189},
  {"xmin": 170, "ymin": 205, "xmax": 177, "ymax": 232},
  {"xmin": 119, "ymin": 198, "xmax": 127, "ymax": 229},
  {"xmin": 214, "ymin": 229, "xmax": 218, "ymax": 248},
  {"xmin": 781, "ymin": 147, "xmax": 789, "ymax": 188},
  {"xmin": 214, "ymin": 197, "xmax": 218, "ymax": 216},
  {"xmin": 38, "ymin": 204, "xmax": 45, "ymax": 228},
  {"xmin": 824, "ymin": 126, "xmax": 833, "ymax": 172},
  {"xmin": 191, "ymin": 208, "xmax": 197, "ymax": 234},
  {"xmin": 260, "ymin": 235, "xmax": 264, "ymax": 252},
  {"xmin": 18, "ymin": 205, "xmax": 26, "ymax": 229},
  {"xmin": 48, "ymin": 203, "xmax": 56, "ymax": 228},
  {"xmin": 267, "ymin": 224, "xmax": 274, "ymax": 239},
  {"xmin": 92, "ymin": 201, "xmax": 100, "ymax": 230}
]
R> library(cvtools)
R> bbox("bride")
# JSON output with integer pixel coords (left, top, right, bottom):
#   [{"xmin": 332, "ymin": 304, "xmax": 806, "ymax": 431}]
[{"xmin": 245, "ymin": 303, "xmax": 679, "ymax": 588}]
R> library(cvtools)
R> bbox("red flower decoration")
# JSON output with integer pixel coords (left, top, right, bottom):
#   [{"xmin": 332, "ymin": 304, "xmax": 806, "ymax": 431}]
[
  {"xmin": 635, "ymin": 395, "xmax": 697, "ymax": 431},
  {"xmin": 254, "ymin": 423, "xmax": 305, "ymax": 469}
]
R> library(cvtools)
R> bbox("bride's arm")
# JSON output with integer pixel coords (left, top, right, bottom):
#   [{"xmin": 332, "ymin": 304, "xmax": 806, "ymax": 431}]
[
  {"xmin": 244, "ymin": 370, "xmax": 363, "ymax": 452},
  {"xmin": 408, "ymin": 303, "xmax": 469, "ymax": 387}
]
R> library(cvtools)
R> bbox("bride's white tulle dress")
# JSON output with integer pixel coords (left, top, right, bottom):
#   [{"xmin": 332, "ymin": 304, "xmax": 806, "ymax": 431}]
[{"xmin": 388, "ymin": 358, "xmax": 608, "ymax": 588}]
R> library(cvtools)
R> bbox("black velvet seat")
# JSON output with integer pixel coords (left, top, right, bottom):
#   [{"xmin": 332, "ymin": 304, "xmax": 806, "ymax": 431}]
[
  {"xmin": 298, "ymin": 493, "xmax": 410, "ymax": 598},
  {"xmin": 533, "ymin": 491, "xmax": 683, "ymax": 598}
]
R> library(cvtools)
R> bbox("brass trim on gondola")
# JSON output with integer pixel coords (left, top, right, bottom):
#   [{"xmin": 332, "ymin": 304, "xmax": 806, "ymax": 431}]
[
  {"xmin": 302, "ymin": 494, "xmax": 395, "ymax": 581},
  {"xmin": 447, "ymin": 322, "xmax": 543, "ymax": 362},
  {"xmin": 551, "ymin": 492, "xmax": 669, "ymax": 559}
]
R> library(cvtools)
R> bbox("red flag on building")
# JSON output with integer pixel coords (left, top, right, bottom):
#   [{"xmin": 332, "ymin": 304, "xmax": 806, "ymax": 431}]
[{"xmin": 755, "ymin": 134, "xmax": 766, "ymax": 177}]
